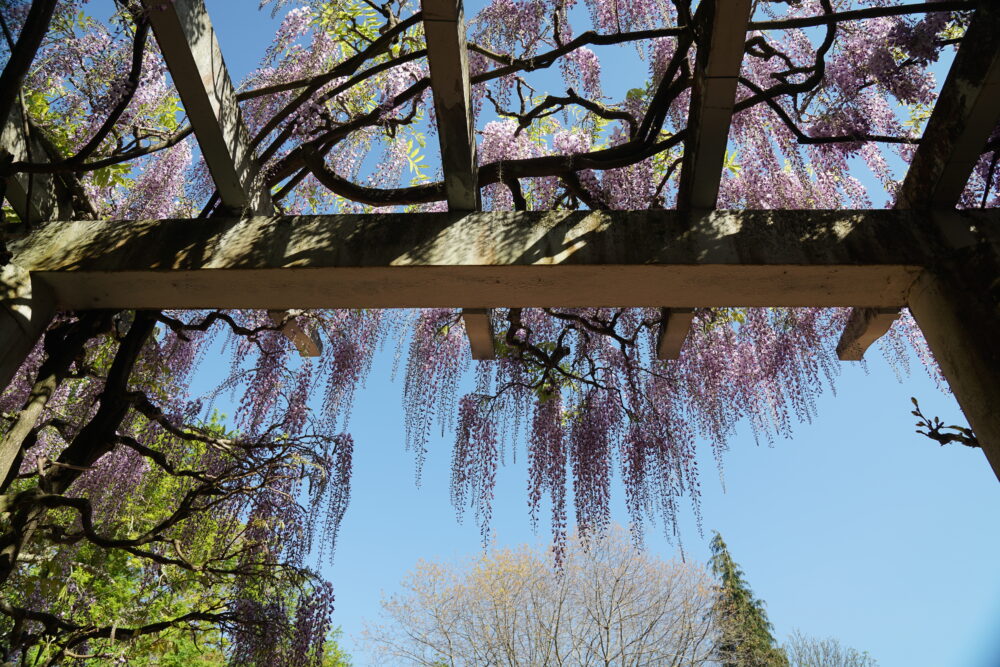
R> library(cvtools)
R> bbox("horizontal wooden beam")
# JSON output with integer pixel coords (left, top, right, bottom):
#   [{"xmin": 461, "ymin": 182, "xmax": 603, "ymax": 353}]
[
  {"xmin": 8, "ymin": 209, "xmax": 988, "ymax": 311},
  {"xmin": 835, "ymin": 307, "xmax": 900, "ymax": 361},
  {"xmin": 656, "ymin": 308, "xmax": 695, "ymax": 360}
]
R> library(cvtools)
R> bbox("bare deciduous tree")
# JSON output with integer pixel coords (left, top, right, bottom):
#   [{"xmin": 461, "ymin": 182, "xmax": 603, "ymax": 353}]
[
  {"xmin": 363, "ymin": 528, "xmax": 716, "ymax": 666},
  {"xmin": 783, "ymin": 630, "xmax": 879, "ymax": 667}
]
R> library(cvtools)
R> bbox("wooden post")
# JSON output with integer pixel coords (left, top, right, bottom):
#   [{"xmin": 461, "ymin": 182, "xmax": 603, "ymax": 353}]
[
  {"xmin": 907, "ymin": 215, "xmax": 1000, "ymax": 480},
  {"xmin": 1, "ymin": 103, "xmax": 70, "ymax": 390}
]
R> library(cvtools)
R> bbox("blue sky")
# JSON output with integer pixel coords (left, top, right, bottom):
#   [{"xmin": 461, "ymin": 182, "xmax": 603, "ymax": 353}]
[{"xmin": 186, "ymin": 1, "xmax": 1000, "ymax": 664}]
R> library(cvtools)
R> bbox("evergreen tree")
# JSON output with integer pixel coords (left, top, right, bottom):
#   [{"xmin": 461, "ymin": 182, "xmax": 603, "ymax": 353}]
[{"xmin": 709, "ymin": 532, "xmax": 789, "ymax": 667}]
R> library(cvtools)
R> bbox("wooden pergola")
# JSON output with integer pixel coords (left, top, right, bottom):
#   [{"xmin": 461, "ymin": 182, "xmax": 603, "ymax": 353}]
[{"xmin": 2, "ymin": 0, "xmax": 999, "ymax": 480}]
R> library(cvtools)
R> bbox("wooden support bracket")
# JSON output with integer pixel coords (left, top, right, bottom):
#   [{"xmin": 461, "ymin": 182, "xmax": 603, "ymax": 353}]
[
  {"xmin": 461, "ymin": 309, "xmax": 495, "ymax": 360},
  {"xmin": 835, "ymin": 307, "xmax": 900, "ymax": 361},
  {"xmin": 656, "ymin": 308, "xmax": 696, "ymax": 360},
  {"xmin": 268, "ymin": 310, "xmax": 323, "ymax": 358}
]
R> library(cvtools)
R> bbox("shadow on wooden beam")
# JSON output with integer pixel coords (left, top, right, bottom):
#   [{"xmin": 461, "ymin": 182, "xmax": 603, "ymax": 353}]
[{"xmin": 836, "ymin": 307, "xmax": 900, "ymax": 361}]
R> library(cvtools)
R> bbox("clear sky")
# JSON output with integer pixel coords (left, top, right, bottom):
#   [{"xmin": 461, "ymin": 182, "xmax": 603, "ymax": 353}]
[{"xmin": 189, "ymin": 2, "xmax": 1000, "ymax": 665}]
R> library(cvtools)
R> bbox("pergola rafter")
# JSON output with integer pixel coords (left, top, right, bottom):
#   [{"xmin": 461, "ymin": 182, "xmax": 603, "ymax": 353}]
[
  {"xmin": 141, "ymin": 0, "xmax": 322, "ymax": 357},
  {"xmin": 2, "ymin": 0, "xmax": 1000, "ymax": 481},
  {"xmin": 660, "ymin": 0, "xmax": 751, "ymax": 359},
  {"xmin": 421, "ymin": 0, "xmax": 496, "ymax": 359}
]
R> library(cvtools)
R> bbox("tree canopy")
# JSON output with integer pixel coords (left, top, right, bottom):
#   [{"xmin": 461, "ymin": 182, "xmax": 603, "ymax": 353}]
[
  {"xmin": 0, "ymin": 0, "xmax": 992, "ymax": 662},
  {"xmin": 363, "ymin": 528, "xmax": 717, "ymax": 665},
  {"xmin": 708, "ymin": 531, "xmax": 788, "ymax": 666}
]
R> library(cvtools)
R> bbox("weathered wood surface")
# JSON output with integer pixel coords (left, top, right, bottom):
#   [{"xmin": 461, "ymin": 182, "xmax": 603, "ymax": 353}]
[
  {"xmin": 837, "ymin": 2, "xmax": 1000, "ymax": 359},
  {"xmin": 10, "ymin": 209, "xmax": 990, "ymax": 310},
  {"xmin": 461, "ymin": 309, "xmax": 496, "ymax": 360},
  {"xmin": 141, "ymin": 0, "xmax": 270, "ymax": 214},
  {"xmin": 835, "ymin": 307, "xmax": 900, "ymax": 361},
  {"xmin": 143, "ymin": 0, "xmax": 327, "ymax": 355},
  {"xmin": 656, "ymin": 308, "xmax": 695, "ymax": 360},
  {"xmin": 421, "ymin": 1, "xmax": 493, "ymax": 355},
  {"xmin": 896, "ymin": 2, "xmax": 1000, "ymax": 209},
  {"xmin": 422, "ymin": 0, "xmax": 478, "ymax": 212},
  {"xmin": 676, "ymin": 0, "xmax": 752, "ymax": 211},
  {"xmin": 907, "ymin": 221, "xmax": 1000, "ymax": 481}
]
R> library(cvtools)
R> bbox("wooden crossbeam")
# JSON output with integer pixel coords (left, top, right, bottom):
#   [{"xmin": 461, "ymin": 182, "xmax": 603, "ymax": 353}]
[
  {"xmin": 837, "ymin": 2, "xmax": 1000, "ymax": 361},
  {"xmin": 896, "ymin": 2, "xmax": 1000, "ymax": 210},
  {"xmin": 656, "ymin": 308, "xmax": 695, "ymax": 360},
  {"xmin": 8, "ymin": 209, "xmax": 986, "ymax": 310},
  {"xmin": 1, "ymin": 105, "xmax": 73, "ymax": 225},
  {"xmin": 676, "ymin": 0, "xmax": 752, "ymax": 211},
  {"xmin": 422, "ymin": 0, "xmax": 494, "ymax": 358},
  {"xmin": 6, "ymin": 209, "xmax": 1000, "ymax": 477},
  {"xmin": 142, "ymin": 0, "xmax": 269, "ymax": 215},
  {"xmin": 142, "ymin": 0, "xmax": 323, "ymax": 356},
  {"xmin": 668, "ymin": 0, "xmax": 751, "ymax": 357},
  {"xmin": 422, "ymin": 0, "xmax": 478, "ymax": 211}
]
